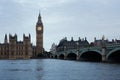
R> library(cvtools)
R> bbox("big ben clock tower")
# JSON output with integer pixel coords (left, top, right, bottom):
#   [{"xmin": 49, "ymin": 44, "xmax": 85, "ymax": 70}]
[{"xmin": 36, "ymin": 13, "xmax": 44, "ymax": 55}]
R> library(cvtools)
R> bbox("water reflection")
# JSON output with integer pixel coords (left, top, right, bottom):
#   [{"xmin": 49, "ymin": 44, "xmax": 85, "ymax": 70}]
[
  {"xmin": 6, "ymin": 69, "xmax": 32, "ymax": 72},
  {"xmin": 0, "ymin": 59, "xmax": 120, "ymax": 80}
]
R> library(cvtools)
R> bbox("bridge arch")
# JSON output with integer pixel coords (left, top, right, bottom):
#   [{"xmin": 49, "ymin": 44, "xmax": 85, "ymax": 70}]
[
  {"xmin": 107, "ymin": 48, "xmax": 120, "ymax": 62},
  {"xmin": 80, "ymin": 50, "xmax": 102, "ymax": 62},
  {"xmin": 59, "ymin": 54, "xmax": 65, "ymax": 59},
  {"xmin": 54, "ymin": 55, "xmax": 58, "ymax": 59},
  {"xmin": 66, "ymin": 52, "xmax": 77, "ymax": 60}
]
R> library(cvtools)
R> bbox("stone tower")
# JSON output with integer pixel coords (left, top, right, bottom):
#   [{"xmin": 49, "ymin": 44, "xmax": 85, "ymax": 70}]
[
  {"xmin": 9, "ymin": 34, "xmax": 17, "ymax": 59},
  {"xmin": 36, "ymin": 13, "xmax": 44, "ymax": 55}
]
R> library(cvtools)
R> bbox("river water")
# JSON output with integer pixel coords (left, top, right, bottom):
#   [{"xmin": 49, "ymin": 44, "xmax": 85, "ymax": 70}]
[{"xmin": 0, "ymin": 59, "xmax": 120, "ymax": 80}]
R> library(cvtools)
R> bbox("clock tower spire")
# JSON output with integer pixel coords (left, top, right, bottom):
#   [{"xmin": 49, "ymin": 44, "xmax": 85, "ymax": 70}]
[
  {"xmin": 36, "ymin": 12, "xmax": 44, "ymax": 55},
  {"xmin": 37, "ymin": 12, "xmax": 42, "ymax": 25}
]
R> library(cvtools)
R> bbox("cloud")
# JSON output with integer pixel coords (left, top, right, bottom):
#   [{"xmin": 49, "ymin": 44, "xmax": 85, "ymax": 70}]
[
  {"xmin": 0, "ymin": 0, "xmax": 120, "ymax": 51},
  {"xmin": 12, "ymin": 0, "xmax": 75, "ymax": 9}
]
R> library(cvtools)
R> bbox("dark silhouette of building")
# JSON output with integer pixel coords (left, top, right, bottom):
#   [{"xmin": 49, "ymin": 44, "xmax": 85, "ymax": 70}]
[
  {"xmin": 50, "ymin": 36, "xmax": 120, "ymax": 54},
  {"xmin": 56, "ymin": 37, "xmax": 89, "ymax": 52}
]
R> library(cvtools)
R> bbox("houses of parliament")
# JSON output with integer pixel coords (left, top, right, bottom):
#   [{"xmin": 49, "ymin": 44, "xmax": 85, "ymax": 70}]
[{"xmin": 0, "ymin": 13, "xmax": 44, "ymax": 59}]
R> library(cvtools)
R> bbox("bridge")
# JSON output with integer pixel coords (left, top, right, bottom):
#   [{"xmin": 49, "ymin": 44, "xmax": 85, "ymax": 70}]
[{"xmin": 50, "ymin": 44, "xmax": 120, "ymax": 62}]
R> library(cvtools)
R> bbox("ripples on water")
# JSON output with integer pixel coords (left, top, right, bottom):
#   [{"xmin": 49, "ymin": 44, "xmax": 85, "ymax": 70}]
[{"xmin": 0, "ymin": 59, "xmax": 120, "ymax": 80}]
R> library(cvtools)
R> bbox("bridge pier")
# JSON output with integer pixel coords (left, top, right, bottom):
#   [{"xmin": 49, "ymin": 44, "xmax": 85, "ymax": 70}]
[
  {"xmin": 76, "ymin": 56, "xmax": 80, "ymax": 60},
  {"xmin": 50, "ymin": 54, "xmax": 53, "ymax": 58},
  {"xmin": 76, "ymin": 51, "xmax": 80, "ymax": 60},
  {"xmin": 57, "ymin": 55, "xmax": 59, "ymax": 59},
  {"xmin": 102, "ymin": 48, "xmax": 106, "ymax": 62},
  {"xmin": 64, "ymin": 55, "xmax": 67, "ymax": 60}
]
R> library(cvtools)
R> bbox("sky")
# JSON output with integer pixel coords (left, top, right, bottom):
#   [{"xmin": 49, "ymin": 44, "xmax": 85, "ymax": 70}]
[{"xmin": 0, "ymin": 0, "xmax": 120, "ymax": 51}]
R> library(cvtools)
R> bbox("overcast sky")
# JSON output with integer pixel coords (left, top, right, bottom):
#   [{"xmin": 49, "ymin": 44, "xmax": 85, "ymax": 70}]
[{"xmin": 0, "ymin": 0, "xmax": 120, "ymax": 51}]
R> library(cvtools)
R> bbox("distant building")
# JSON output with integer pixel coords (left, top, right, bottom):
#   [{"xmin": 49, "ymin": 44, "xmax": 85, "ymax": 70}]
[
  {"xmin": 52, "ymin": 37, "xmax": 89, "ymax": 52},
  {"xmin": 50, "ymin": 43, "xmax": 57, "ymax": 54},
  {"xmin": 0, "ymin": 13, "xmax": 44, "ymax": 59},
  {"xmin": 93, "ymin": 36, "xmax": 120, "ymax": 47},
  {"xmin": 51, "ymin": 36, "xmax": 120, "ymax": 53}
]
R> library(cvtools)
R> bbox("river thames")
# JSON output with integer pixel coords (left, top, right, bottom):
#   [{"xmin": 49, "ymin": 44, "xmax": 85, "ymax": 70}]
[{"xmin": 0, "ymin": 59, "xmax": 120, "ymax": 80}]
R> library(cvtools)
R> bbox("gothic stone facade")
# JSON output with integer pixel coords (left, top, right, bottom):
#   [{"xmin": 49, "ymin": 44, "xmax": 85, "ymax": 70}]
[
  {"xmin": 55, "ymin": 37, "xmax": 89, "ymax": 52},
  {"xmin": 0, "ymin": 13, "xmax": 44, "ymax": 59}
]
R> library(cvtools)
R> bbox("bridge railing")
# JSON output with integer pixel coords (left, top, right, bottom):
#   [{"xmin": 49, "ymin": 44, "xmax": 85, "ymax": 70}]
[
  {"xmin": 54, "ymin": 44, "xmax": 120, "ymax": 55},
  {"xmin": 55, "ymin": 46, "xmax": 102, "ymax": 55},
  {"xmin": 106, "ymin": 44, "xmax": 120, "ymax": 47}
]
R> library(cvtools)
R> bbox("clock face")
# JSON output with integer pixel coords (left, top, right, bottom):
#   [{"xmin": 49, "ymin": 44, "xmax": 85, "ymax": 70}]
[{"xmin": 37, "ymin": 27, "xmax": 42, "ymax": 31}]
